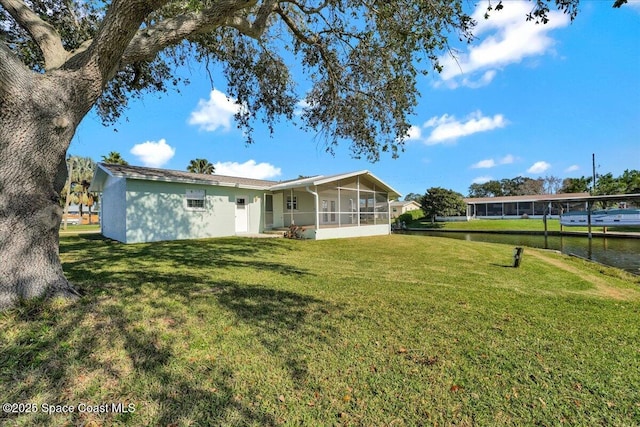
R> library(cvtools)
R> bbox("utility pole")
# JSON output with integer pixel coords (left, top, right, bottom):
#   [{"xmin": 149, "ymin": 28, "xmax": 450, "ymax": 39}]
[
  {"xmin": 592, "ymin": 153, "xmax": 597, "ymax": 195},
  {"xmin": 588, "ymin": 153, "xmax": 596, "ymax": 240}
]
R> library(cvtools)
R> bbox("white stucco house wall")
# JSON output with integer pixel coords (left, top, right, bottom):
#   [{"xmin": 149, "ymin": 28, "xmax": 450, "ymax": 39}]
[
  {"xmin": 90, "ymin": 164, "xmax": 401, "ymax": 243},
  {"xmin": 390, "ymin": 200, "xmax": 422, "ymax": 218}
]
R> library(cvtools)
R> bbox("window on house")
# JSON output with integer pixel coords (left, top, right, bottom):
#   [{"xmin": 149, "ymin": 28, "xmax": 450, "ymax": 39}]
[
  {"xmin": 187, "ymin": 199, "xmax": 205, "ymax": 209},
  {"xmin": 286, "ymin": 196, "xmax": 297, "ymax": 210},
  {"xmin": 186, "ymin": 189, "xmax": 205, "ymax": 210}
]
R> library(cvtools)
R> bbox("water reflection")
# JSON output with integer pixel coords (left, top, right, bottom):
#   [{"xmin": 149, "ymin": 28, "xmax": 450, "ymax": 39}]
[{"xmin": 407, "ymin": 231, "xmax": 640, "ymax": 275}]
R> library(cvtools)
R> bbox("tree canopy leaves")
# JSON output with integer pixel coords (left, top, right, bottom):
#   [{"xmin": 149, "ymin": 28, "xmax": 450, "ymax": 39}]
[
  {"xmin": 101, "ymin": 151, "xmax": 129, "ymax": 165},
  {"xmin": 187, "ymin": 158, "xmax": 215, "ymax": 174},
  {"xmin": 420, "ymin": 187, "xmax": 466, "ymax": 222},
  {"xmin": 467, "ymin": 170, "xmax": 640, "ymax": 198},
  {"xmin": 469, "ymin": 176, "xmax": 565, "ymax": 197},
  {"xmin": 0, "ymin": 0, "xmax": 603, "ymax": 162}
]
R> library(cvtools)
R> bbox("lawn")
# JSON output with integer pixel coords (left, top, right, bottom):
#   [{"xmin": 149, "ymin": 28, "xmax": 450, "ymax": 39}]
[
  {"xmin": 59, "ymin": 224, "xmax": 101, "ymax": 233},
  {"xmin": 1, "ymin": 234, "xmax": 639, "ymax": 426},
  {"xmin": 413, "ymin": 218, "xmax": 566, "ymax": 231}
]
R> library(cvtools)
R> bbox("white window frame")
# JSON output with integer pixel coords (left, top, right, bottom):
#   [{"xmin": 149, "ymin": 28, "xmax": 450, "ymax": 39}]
[
  {"xmin": 185, "ymin": 189, "xmax": 206, "ymax": 211},
  {"xmin": 286, "ymin": 195, "xmax": 298, "ymax": 211}
]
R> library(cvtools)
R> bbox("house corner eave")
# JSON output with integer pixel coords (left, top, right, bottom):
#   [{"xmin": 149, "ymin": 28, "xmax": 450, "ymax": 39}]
[{"xmin": 88, "ymin": 164, "xmax": 113, "ymax": 192}]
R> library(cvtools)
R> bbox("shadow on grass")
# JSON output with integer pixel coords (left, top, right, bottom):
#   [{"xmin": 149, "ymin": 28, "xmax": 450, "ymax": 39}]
[
  {"xmin": 490, "ymin": 263, "xmax": 518, "ymax": 268},
  {"xmin": 1, "ymin": 236, "xmax": 337, "ymax": 425},
  {"xmin": 61, "ymin": 235, "xmax": 311, "ymax": 295}
]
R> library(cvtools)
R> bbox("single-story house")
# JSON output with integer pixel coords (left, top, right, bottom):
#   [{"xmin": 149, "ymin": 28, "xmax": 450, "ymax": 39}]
[
  {"xmin": 464, "ymin": 192, "xmax": 591, "ymax": 219},
  {"xmin": 89, "ymin": 164, "xmax": 401, "ymax": 243},
  {"xmin": 390, "ymin": 200, "xmax": 422, "ymax": 218}
]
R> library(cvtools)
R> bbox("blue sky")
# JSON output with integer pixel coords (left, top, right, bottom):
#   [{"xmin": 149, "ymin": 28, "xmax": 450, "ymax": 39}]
[{"xmin": 70, "ymin": 1, "xmax": 640, "ymax": 198}]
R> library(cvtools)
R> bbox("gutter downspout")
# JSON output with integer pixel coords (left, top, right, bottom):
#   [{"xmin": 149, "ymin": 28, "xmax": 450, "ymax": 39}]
[
  {"xmin": 356, "ymin": 176, "xmax": 360, "ymax": 227},
  {"xmin": 306, "ymin": 186, "xmax": 319, "ymax": 236},
  {"xmin": 290, "ymin": 189, "xmax": 294, "ymax": 225},
  {"xmin": 387, "ymin": 195, "xmax": 392, "ymax": 235}
]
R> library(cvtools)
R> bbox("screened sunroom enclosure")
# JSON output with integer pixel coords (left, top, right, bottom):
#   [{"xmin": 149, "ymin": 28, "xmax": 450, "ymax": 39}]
[
  {"xmin": 266, "ymin": 171, "xmax": 401, "ymax": 240},
  {"xmin": 464, "ymin": 193, "xmax": 592, "ymax": 219}
]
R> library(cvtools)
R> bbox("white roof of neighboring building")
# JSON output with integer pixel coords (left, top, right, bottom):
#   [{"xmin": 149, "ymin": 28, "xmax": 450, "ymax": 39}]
[
  {"xmin": 464, "ymin": 193, "xmax": 640, "ymax": 204},
  {"xmin": 464, "ymin": 193, "xmax": 591, "ymax": 204}
]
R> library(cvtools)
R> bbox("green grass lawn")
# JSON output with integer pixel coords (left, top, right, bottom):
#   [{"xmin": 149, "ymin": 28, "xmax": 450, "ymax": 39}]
[
  {"xmin": 2, "ymin": 234, "xmax": 639, "ymax": 426},
  {"xmin": 59, "ymin": 224, "xmax": 101, "ymax": 233}
]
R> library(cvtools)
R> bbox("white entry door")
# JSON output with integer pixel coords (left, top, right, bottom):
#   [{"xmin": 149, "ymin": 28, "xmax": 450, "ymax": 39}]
[
  {"xmin": 235, "ymin": 197, "xmax": 248, "ymax": 233},
  {"xmin": 272, "ymin": 193, "xmax": 284, "ymax": 228},
  {"xmin": 321, "ymin": 199, "xmax": 338, "ymax": 225}
]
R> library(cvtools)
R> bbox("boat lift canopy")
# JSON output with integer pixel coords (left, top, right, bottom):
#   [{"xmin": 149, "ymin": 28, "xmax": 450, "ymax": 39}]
[{"xmin": 543, "ymin": 193, "xmax": 640, "ymax": 238}]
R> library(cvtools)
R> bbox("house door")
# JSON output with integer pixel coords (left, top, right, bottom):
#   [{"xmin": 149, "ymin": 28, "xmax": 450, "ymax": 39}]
[
  {"xmin": 321, "ymin": 199, "xmax": 338, "ymax": 225},
  {"xmin": 272, "ymin": 193, "xmax": 284, "ymax": 228},
  {"xmin": 265, "ymin": 194, "xmax": 273, "ymax": 228},
  {"xmin": 235, "ymin": 196, "xmax": 248, "ymax": 233}
]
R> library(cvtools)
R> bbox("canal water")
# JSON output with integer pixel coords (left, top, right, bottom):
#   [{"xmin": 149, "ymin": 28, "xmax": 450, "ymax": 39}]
[{"xmin": 404, "ymin": 231, "xmax": 640, "ymax": 275}]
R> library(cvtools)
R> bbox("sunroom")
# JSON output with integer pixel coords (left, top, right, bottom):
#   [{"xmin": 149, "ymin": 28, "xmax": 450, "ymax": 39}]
[{"xmin": 266, "ymin": 171, "xmax": 401, "ymax": 240}]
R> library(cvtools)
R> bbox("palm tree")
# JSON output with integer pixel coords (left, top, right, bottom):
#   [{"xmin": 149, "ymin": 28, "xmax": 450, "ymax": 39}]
[
  {"xmin": 187, "ymin": 158, "xmax": 215, "ymax": 174},
  {"xmin": 66, "ymin": 156, "xmax": 97, "ymax": 224},
  {"xmin": 101, "ymin": 151, "xmax": 129, "ymax": 165}
]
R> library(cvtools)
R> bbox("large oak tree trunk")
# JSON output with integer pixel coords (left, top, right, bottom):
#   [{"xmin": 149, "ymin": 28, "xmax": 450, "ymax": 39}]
[{"xmin": 0, "ymin": 69, "xmax": 93, "ymax": 310}]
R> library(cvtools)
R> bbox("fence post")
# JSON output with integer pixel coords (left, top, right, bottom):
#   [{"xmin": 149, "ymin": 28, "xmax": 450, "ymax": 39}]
[{"xmin": 513, "ymin": 247, "xmax": 524, "ymax": 268}]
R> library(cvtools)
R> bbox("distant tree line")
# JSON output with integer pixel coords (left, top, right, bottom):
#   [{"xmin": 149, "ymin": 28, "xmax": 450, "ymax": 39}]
[
  {"xmin": 466, "ymin": 170, "xmax": 639, "ymax": 198},
  {"xmin": 399, "ymin": 170, "xmax": 639, "ymax": 223}
]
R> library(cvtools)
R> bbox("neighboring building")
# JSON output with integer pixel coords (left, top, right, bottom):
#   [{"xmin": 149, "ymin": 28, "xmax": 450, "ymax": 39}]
[
  {"xmin": 89, "ymin": 164, "xmax": 401, "ymax": 243},
  {"xmin": 62, "ymin": 204, "xmax": 100, "ymax": 225},
  {"xmin": 464, "ymin": 193, "xmax": 591, "ymax": 219},
  {"xmin": 390, "ymin": 200, "xmax": 422, "ymax": 219}
]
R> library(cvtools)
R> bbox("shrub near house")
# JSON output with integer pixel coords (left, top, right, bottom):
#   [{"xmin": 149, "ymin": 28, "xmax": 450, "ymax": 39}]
[{"xmin": 397, "ymin": 209, "xmax": 424, "ymax": 225}]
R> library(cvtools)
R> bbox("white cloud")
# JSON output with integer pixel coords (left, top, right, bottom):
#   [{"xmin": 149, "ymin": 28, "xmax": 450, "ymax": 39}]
[
  {"xmin": 294, "ymin": 98, "xmax": 315, "ymax": 116},
  {"xmin": 437, "ymin": 1, "xmax": 570, "ymax": 88},
  {"xmin": 472, "ymin": 176, "xmax": 493, "ymax": 184},
  {"xmin": 471, "ymin": 159, "xmax": 497, "ymax": 169},
  {"xmin": 500, "ymin": 154, "xmax": 515, "ymax": 165},
  {"xmin": 527, "ymin": 161, "xmax": 551, "ymax": 174},
  {"xmin": 405, "ymin": 125, "xmax": 423, "ymax": 141},
  {"xmin": 213, "ymin": 160, "xmax": 282, "ymax": 180},
  {"xmin": 471, "ymin": 153, "xmax": 515, "ymax": 169},
  {"xmin": 565, "ymin": 164, "xmax": 580, "ymax": 173},
  {"xmin": 423, "ymin": 111, "xmax": 507, "ymax": 144},
  {"xmin": 130, "ymin": 138, "xmax": 175, "ymax": 167},
  {"xmin": 628, "ymin": 0, "xmax": 640, "ymax": 11},
  {"xmin": 188, "ymin": 89, "xmax": 240, "ymax": 132}
]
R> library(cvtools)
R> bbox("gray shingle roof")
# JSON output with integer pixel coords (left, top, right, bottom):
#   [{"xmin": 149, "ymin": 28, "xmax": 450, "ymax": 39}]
[
  {"xmin": 99, "ymin": 163, "xmax": 278, "ymax": 189},
  {"xmin": 92, "ymin": 164, "xmax": 401, "ymax": 199}
]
